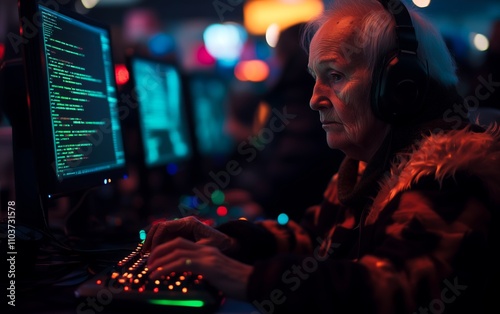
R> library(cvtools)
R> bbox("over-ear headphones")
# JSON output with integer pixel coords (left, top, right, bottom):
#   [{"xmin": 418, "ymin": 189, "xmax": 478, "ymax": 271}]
[{"xmin": 371, "ymin": 0, "xmax": 429, "ymax": 124}]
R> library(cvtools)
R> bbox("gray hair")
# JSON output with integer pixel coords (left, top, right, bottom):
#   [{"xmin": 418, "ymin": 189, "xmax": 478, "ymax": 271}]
[{"xmin": 302, "ymin": 0, "xmax": 458, "ymax": 87}]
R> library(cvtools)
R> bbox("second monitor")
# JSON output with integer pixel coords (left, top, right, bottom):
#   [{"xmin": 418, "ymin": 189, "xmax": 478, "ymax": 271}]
[
  {"xmin": 124, "ymin": 55, "xmax": 196, "ymax": 219},
  {"xmin": 128, "ymin": 56, "xmax": 193, "ymax": 168}
]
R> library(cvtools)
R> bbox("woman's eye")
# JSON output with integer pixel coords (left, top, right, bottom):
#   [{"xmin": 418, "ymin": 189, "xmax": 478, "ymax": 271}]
[{"xmin": 330, "ymin": 73, "xmax": 343, "ymax": 82}]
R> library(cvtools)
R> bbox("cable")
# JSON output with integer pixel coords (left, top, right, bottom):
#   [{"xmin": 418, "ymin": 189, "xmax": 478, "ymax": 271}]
[{"xmin": 62, "ymin": 186, "xmax": 98, "ymax": 236}]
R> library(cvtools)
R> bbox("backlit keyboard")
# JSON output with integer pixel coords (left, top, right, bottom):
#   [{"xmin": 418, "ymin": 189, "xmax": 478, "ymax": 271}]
[{"xmin": 74, "ymin": 243, "xmax": 223, "ymax": 313}]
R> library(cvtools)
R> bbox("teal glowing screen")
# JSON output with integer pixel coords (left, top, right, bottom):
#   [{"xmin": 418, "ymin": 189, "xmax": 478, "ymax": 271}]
[
  {"xmin": 189, "ymin": 75, "xmax": 233, "ymax": 156},
  {"xmin": 130, "ymin": 58, "xmax": 192, "ymax": 167}
]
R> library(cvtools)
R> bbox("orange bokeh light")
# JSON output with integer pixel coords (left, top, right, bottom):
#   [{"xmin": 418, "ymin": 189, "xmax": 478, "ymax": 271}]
[
  {"xmin": 244, "ymin": 0, "xmax": 323, "ymax": 35},
  {"xmin": 234, "ymin": 60, "xmax": 269, "ymax": 82}
]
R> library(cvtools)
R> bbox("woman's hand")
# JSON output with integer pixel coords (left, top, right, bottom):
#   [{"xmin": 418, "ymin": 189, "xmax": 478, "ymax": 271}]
[
  {"xmin": 148, "ymin": 237, "xmax": 253, "ymax": 300},
  {"xmin": 142, "ymin": 216, "xmax": 236, "ymax": 253}
]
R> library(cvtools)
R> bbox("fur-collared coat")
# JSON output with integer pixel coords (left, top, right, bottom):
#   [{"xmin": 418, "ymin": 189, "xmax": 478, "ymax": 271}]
[{"xmin": 219, "ymin": 123, "xmax": 500, "ymax": 314}]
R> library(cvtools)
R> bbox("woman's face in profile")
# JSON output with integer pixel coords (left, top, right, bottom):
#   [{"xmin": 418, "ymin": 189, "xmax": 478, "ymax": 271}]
[{"xmin": 308, "ymin": 15, "xmax": 389, "ymax": 162}]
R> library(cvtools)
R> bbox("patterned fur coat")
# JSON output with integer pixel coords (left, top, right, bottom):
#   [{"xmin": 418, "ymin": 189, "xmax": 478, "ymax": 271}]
[{"xmin": 219, "ymin": 122, "xmax": 500, "ymax": 314}]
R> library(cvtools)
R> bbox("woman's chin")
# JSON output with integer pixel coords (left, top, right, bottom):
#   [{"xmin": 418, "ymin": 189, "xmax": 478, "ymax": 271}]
[{"xmin": 326, "ymin": 134, "xmax": 348, "ymax": 151}]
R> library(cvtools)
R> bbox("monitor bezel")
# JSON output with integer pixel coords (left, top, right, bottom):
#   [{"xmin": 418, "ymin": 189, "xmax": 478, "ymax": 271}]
[{"xmin": 19, "ymin": 1, "xmax": 128, "ymax": 200}]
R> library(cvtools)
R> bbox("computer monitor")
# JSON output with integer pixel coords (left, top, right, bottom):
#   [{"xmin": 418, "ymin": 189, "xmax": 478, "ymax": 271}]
[
  {"xmin": 123, "ymin": 54, "xmax": 196, "ymax": 218},
  {"xmin": 126, "ymin": 55, "xmax": 193, "ymax": 169},
  {"xmin": 187, "ymin": 71, "xmax": 234, "ymax": 167},
  {"xmin": 15, "ymin": 2, "xmax": 127, "ymax": 229}
]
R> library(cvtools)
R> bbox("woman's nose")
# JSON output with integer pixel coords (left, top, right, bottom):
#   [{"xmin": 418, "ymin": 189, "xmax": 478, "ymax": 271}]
[{"xmin": 310, "ymin": 81, "xmax": 331, "ymax": 111}]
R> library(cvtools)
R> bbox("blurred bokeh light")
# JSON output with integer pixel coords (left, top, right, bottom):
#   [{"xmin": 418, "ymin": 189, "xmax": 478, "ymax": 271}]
[
  {"xmin": 244, "ymin": 0, "xmax": 323, "ymax": 35},
  {"xmin": 234, "ymin": 60, "xmax": 270, "ymax": 82},
  {"xmin": 472, "ymin": 33, "xmax": 490, "ymax": 51},
  {"xmin": 413, "ymin": 0, "xmax": 431, "ymax": 8},
  {"xmin": 203, "ymin": 23, "xmax": 247, "ymax": 66}
]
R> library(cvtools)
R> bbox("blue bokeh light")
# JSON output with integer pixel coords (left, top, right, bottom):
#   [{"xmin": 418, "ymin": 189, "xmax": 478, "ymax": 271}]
[{"xmin": 277, "ymin": 213, "xmax": 289, "ymax": 225}]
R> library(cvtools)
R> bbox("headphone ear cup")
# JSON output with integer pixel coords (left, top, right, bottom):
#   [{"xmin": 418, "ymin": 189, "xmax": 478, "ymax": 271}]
[{"xmin": 371, "ymin": 51, "xmax": 429, "ymax": 124}]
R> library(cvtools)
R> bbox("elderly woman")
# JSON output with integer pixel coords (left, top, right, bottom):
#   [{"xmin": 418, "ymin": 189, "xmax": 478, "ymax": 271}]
[{"xmin": 144, "ymin": 0, "xmax": 500, "ymax": 313}]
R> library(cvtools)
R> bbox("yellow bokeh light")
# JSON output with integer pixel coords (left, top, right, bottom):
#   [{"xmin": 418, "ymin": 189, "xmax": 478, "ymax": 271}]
[
  {"xmin": 266, "ymin": 23, "xmax": 280, "ymax": 48},
  {"xmin": 473, "ymin": 33, "xmax": 489, "ymax": 51},
  {"xmin": 81, "ymin": 0, "xmax": 100, "ymax": 9},
  {"xmin": 412, "ymin": 0, "xmax": 431, "ymax": 8},
  {"xmin": 244, "ymin": 0, "xmax": 323, "ymax": 35}
]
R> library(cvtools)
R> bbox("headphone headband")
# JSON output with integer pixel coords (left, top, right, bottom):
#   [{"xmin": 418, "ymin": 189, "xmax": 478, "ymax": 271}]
[
  {"xmin": 379, "ymin": 0, "xmax": 418, "ymax": 53},
  {"xmin": 371, "ymin": 0, "xmax": 429, "ymax": 124}
]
